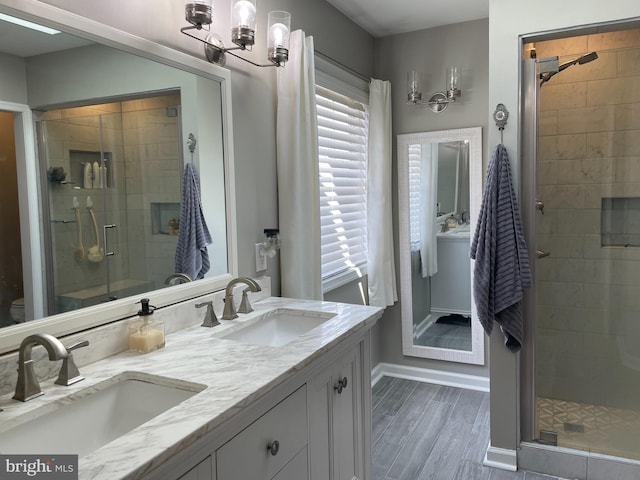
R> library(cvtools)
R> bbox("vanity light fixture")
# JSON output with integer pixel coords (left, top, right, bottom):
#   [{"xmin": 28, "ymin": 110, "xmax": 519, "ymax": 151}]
[
  {"xmin": 181, "ymin": 0, "xmax": 290, "ymax": 68},
  {"xmin": 407, "ymin": 67, "xmax": 462, "ymax": 113}
]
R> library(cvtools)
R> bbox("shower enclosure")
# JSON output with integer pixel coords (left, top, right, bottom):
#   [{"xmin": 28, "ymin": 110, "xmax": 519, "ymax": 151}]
[
  {"xmin": 521, "ymin": 23, "xmax": 640, "ymax": 462},
  {"xmin": 37, "ymin": 92, "xmax": 184, "ymax": 314}
]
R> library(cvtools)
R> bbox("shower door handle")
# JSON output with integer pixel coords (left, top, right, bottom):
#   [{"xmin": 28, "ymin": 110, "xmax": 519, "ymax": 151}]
[
  {"xmin": 536, "ymin": 249, "xmax": 550, "ymax": 259},
  {"xmin": 103, "ymin": 224, "xmax": 117, "ymax": 257}
]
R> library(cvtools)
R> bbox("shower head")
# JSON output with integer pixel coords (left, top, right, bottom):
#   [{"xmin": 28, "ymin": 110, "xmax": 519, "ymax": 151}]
[
  {"xmin": 559, "ymin": 51, "xmax": 598, "ymax": 71},
  {"xmin": 539, "ymin": 51, "xmax": 598, "ymax": 86}
]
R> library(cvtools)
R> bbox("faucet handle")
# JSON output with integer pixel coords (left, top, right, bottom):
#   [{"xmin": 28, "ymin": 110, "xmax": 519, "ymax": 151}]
[
  {"xmin": 237, "ymin": 288, "xmax": 254, "ymax": 314},
  {"xmin": 54, "ymin": 340, "xmax": 89, "ymax": 386},
  {"xmin": 195, "ymin": 301, "xmax": 220, "ymax": 328}
]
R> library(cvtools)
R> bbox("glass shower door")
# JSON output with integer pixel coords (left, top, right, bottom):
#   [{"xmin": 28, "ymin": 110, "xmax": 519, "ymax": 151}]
[
  {"xmin": 526, "ymin": 28, "xmax": 640, "ymax": 460},
  {"xmin": 38, "ymin": 93, "xmax": 183, "ymax": 315}
]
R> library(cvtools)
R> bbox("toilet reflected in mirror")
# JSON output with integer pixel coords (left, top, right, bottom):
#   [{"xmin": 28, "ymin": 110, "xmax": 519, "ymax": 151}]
[{"xmin": 398, "ymin": 127, "xmax": 484, "ymax": 365}]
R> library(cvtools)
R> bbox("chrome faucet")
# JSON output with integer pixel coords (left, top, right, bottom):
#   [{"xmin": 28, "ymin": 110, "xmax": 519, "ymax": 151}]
[
  {"xmin": 164, "ymin": 273, "xmax": 193, "ymax": 286},
  {"xmin": 13, "ymin": 334, "xmax": 69, "ymax": 402},
  {"xmin": 222, "ymin": 277, "xmax": 262, "ymax": 320}
]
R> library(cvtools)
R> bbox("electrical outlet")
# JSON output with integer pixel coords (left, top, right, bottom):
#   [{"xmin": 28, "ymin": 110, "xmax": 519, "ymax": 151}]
[{"xmin": 255, "ymin": 243, "xmax": 267, "ymax": 272}]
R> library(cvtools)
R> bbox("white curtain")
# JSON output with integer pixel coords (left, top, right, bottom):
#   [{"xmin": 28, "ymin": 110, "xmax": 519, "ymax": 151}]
[
  {"xmin": 420, "ymin": 144, "xmax": 439, "ymax": 277},
  {"xmin": 276, "ymin": 30, "xmax": 322, "ymax": 300},
  {"xmin": 367, "ymin": 79, "xmax": 397, "ymax": 307}
]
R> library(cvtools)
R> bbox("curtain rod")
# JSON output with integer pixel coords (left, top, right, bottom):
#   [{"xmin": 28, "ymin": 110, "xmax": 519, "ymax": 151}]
[{"xmin": 314, "ymin": 50, "xmax": 371, "ymax": 83}]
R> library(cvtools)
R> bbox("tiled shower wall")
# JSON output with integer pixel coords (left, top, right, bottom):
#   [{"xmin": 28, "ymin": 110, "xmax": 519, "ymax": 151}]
[
  {"xmin": 43, "ymin": 93, "xmax": 181, "ymax": 311},
  {"xmin": 121, "ymin": 93, "xmax": 182, "ymax": 288},
  {"xmin": 530, "ymin": 28, "xmax": 640, "ymax": 409}
]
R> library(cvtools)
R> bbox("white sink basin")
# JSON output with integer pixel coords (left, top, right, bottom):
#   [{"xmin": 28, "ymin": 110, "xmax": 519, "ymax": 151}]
[
  {"xmin": 0, "ymin": 372, "xmax": 205, "ymax": 456},
  {"xmin": 221, "ymin": 308, "xmax": 336, "ymax": 347}
]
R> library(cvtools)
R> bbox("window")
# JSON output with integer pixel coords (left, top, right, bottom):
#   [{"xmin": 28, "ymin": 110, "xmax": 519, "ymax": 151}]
[
  {"xmin": 316, "ymin": 85, "xmax": 368, "ymax": 291},
  {"xmin": 408, "ymin": 144, "xmax": 422, "ymax": 249}
]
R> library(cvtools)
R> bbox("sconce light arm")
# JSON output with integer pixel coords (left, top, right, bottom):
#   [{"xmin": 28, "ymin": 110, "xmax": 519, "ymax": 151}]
[{"xmin": 181, "ymin": 26, "xmax": 284, "ymax": 68}]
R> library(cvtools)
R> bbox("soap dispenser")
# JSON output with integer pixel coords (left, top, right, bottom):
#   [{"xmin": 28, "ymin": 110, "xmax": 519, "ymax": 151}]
[{"xmin": 129, "ymin": 298, "xmax": 165, "ymax": 353}]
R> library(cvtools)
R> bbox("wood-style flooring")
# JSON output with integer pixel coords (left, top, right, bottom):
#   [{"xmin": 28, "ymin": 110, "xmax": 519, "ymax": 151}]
[{"xmin": 372, "ymin": 376, "xmax": 563, "ymax": 480}]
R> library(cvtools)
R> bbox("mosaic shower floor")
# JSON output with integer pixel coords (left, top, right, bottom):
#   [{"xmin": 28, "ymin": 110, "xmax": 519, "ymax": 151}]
[{"xmin": 537, "ymin": 397, "xmax": 640, "ymax": 460}]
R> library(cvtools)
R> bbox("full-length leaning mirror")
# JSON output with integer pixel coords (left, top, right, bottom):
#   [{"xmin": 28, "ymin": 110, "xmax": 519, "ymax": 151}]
[
  {"xmin": 397, "ymin": 127, "xmax": 484, "ymax": 365},
  {"xmin": 0, "ymin": 0, "xmax": 237, "ymax": 353}
]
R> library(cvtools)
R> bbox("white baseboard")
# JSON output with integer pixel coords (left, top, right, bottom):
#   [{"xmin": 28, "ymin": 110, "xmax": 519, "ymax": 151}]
[
  {"xmin": 371, "ymin": 362, "xmax": 489, "ymax": 392},
  {"xmin": 484, "ymin": 445, "xmax": 517, "ymax": 471}
]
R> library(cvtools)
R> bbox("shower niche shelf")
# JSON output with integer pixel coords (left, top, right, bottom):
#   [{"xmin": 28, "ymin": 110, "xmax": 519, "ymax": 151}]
[
  {"xmin": 69, "ymin": 150, "xmax": 114, "ymax": 189},
  {"xmin": 151, "ymin": 203, "xmax": 180, "ymax": 236},
  {"xmin": 601, "ymin": 197, "xmax": 640, "ymax": 247}
]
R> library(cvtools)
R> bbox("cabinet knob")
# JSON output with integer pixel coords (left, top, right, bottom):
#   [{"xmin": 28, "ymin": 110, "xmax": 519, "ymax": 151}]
[
  {"xmin": 267, "ymin": 440, "xmax": 280, "ymax": 456},
  {"xmin": 334, "ymin": 376, "xmax": 348, "ymax": 394}
]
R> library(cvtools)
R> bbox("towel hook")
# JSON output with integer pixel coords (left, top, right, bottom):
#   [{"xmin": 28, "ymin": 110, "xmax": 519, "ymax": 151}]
[
  {"xmin": 186, "ymin": 133, "xmax": 197, "ymax": 163},
  {"xmin": 493, "ymin": 103, "xmax": 509, "ymax": 144}
]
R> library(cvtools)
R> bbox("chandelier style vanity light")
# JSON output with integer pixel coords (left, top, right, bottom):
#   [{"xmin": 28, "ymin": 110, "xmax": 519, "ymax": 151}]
[{"xmin": 182, "ymin": 0, "xmax": 291, "ymax": 67}]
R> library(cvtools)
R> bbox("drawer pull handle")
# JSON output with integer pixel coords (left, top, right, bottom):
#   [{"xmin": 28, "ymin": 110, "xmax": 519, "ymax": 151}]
[
  {"xmin": 334, "ymin": 376, "xmax": 348, "ymax": 394},
  {"xmin": 267, "ymin": 440, "xmax": 280, "ymax": 456}
]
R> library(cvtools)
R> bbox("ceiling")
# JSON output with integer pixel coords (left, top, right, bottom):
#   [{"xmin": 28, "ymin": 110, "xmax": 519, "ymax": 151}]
[{"xmin": 325, "ymin": 0, "xmax": 489, "ymax": 37}]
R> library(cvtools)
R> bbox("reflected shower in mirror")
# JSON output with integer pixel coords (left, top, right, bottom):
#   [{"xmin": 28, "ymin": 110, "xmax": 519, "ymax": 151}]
[
  {"xmin": 398, "ymin": 127, "xmax": 484, "ymax": 365},
  {"xmin": 0, "ymin": 1, "xmax": 233, "ymax": 354}
]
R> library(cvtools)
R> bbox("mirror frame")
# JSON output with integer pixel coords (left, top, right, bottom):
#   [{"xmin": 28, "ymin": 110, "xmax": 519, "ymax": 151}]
[
  {"xmin": 397, "ymin": 127, "xmax": 484, "ymax": 365},
  {"xmin": 0, "ymin": 0, "xmax": 238, "ymax": 354}
]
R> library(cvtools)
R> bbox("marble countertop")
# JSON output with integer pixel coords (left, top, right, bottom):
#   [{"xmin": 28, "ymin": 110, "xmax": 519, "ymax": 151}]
[{"xmin": 0, "ymin": 297, "xmax": 383, "ymax": 480}]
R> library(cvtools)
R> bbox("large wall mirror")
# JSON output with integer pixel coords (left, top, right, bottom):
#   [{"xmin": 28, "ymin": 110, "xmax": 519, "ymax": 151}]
[
  {"xmin": 397, "ymin": 127, "xmax": 484, "ymax": 364},
  {"xmin": 0, "ymin": 0, "xmax": 237, "ymax": 353}
]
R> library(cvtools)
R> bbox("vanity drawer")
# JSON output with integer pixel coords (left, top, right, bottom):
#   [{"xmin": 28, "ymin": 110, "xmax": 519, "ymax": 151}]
[{"xmin": 216, "ymin": 385, "xmax": 308, "ymax": 480}]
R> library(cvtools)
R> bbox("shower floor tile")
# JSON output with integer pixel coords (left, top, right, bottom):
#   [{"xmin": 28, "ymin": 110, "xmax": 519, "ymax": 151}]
[{"xmin": 537, "ymin": 396, "xmax": 640, "ymax": 460}]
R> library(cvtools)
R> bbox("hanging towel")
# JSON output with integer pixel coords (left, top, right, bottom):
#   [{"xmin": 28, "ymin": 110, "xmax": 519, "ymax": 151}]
[
  {"xmin": 470, "ymin": 144, "xmax": 531, "ymax": 352},
  {"xmin": 175, "ymin": 163, "xmax": 212, "ymax": 280}
]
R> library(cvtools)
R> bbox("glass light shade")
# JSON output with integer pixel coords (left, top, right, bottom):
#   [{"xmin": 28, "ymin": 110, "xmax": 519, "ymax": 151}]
[
  {"xmin": 408, "ymin": 70, "xmax": 420, "ymax": 94},
  {"xmin": 231, "ymin": 0, "xmax": 256, "ymax": 48},
  {"xmin": 407, "ymin": 70, "xmax": 422, "ymax": 103},
  {"xmin": 447, "ymin": 66, "xmax": 459, "ymax": 90},
  {"xmin": 267, "ymin": 11, "xmax": 291, "ymax": 65},
  {"xmin": 446, "ymin": 66, "xmax": 461, "ymax": 101},
  {"xmin": 185, "ymin": 0, "xmax": 213, "ymax": 27}
]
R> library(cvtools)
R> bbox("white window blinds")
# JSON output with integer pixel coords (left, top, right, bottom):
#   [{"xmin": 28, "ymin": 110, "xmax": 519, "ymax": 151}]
[{"xmin": 316, "ymin": 85, "xmax": 368, "ymax": 285}]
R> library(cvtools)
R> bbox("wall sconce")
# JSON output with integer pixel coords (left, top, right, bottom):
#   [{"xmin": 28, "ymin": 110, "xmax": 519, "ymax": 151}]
[
  {"xmin": 407, "ymin": 67, "xmax": 462, "ymax": 113},
  {"xmin": 182, "ymin": 0, "xmax": 290, "ymax": 68}
]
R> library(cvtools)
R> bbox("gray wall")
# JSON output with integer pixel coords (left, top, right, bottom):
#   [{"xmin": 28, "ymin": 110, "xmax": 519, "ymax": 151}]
[{"xmin": 372, "ymin": 19, "xmax": 490, "ymax": 377}]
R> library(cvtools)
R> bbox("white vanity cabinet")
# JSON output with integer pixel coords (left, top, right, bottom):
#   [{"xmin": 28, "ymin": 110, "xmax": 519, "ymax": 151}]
[
  {"xmin": 308, "ymin": 346, "xmax": 364, "ymax": 480},
  {"xmin": 144, "ymin": 333, "xmax": 373, "ymax": 480}
]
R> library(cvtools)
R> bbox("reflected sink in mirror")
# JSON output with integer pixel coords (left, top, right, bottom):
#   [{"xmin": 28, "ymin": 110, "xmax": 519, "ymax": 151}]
[
  {"xmin": 220, "ymin": 308, "xmax": 336, "ymax": 347},
  {"xmin": 0, "ymin": 372, "xmax": 206, "ymax": 456}
]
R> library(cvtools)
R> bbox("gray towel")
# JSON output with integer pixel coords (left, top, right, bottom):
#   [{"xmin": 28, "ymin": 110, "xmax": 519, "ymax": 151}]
[
  {"xmin": 470, "ymin": 144, "xmax": 531, "ymax": 352},
  {"xmin": 175, "ymin": 163, "xmax": 212, "ymax": 280}
]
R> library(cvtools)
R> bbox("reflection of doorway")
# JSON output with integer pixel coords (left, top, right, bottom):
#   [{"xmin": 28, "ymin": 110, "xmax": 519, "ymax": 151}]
[{"xmin": 0, "ymin": 111, "xmax": 24, "ymax": 327}]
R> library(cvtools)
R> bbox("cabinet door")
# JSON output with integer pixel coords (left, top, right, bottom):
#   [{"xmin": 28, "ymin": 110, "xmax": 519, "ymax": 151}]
[
  {"xmin": 177, "ymin": 455, "xmax": 214, "ymax": 480},
  {"xmin": 308, "ymin": 346, "xmax": 362, "ymax": 480},
  {"xmin": 272, "ymin": 447, "xmax": 308, "ymax": 480},
  {"xmin": 332, "ymin": 348, "xmax": 361, "ymax": 480},
  {"xmin": 217, "ymin": 386, "xmax": 307, "ymax": 480}
]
